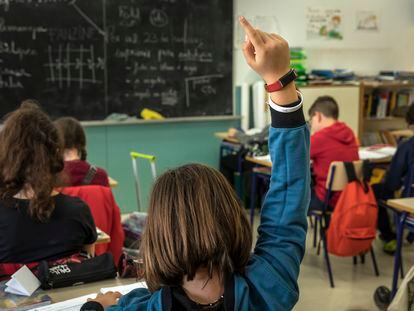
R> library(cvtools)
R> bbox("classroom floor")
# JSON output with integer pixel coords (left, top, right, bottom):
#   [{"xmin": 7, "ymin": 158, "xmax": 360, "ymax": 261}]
[{"xmin": 251, "ymin": 215, "xmax": 414, "ymax": 311}]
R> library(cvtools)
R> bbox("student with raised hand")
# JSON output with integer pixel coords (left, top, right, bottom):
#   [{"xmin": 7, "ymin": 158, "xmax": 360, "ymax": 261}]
[
  {"xmin": 0, "ymin": 102, "xmax": 97, "ymax": 273},
  {"xmin": 54, "ymin": 117, "xmax": 110, "ymax": 187},
  {"xmin": 82, "ymin": 16, "xmax": 309, "ymax": 311}
]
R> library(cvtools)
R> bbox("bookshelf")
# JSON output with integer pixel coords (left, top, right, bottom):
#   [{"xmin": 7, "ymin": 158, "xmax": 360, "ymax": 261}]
[
  {"xmin": 298, "ymin": 82, "xmax": 413, "ymax": 146},
  {"xmin": 300, "ymin": 85, "xmax": 360, "ymax": 137},
  {"xmin": 360, "ymin": 82, "xmax": 414, "ymax": 146}
]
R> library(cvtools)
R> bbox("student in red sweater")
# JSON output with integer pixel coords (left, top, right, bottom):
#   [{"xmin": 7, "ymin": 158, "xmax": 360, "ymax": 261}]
[
  {"xmin": 54, "ymin": 117, "xmax": 110, "ymax": 187},
  {"xmin": 309, "ymin": 96, "xmax": 359, "ymax": 211}
]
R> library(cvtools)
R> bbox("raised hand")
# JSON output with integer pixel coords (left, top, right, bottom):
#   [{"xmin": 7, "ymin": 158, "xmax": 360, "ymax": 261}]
[{"xmin": 239, "ymin": 16, "xmax": 298, "ymax": 105}]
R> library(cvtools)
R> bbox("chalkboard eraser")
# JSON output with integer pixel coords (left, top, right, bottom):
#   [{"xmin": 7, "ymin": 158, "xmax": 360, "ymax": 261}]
[
  {"xmin": 140, "ymin": 109, "xmax": 165, "ymax": 120},
  {"xmin": 105, "ymin": 113, "xmax": 130, "ymax": 121}
]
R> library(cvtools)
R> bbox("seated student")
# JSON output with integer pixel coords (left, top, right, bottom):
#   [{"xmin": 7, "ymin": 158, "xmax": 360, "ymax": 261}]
[
  {"xmin": 373, "ymin": 104, "xmax": 414, "ymax": 253},
  {"xmin": 81, "ymin": 17, "xmax": 310, "ymax": 311},
  {"xmin": 54, "ymin": 117, "xmax": 109, "ymax": 187},
  {"xmin": 309, "ymin": 96, "xmax": 359, "ymax": 210},
  {"xmin": 0, "ymin": 102, "xmax": 96, "ymax": 272}
]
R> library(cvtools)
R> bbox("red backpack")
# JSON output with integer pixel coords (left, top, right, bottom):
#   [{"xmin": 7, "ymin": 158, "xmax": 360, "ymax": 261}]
[{"xmin": 327, "ymin": 162, "xmax": 378, "ymax": 257}]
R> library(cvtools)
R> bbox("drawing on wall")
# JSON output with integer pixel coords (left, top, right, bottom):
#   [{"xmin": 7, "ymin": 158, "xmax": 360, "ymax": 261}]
[
  {"xmin": 356, "ymin": 11, "xmax": 379, "ymax": 31},
  {"xmin": 306, "ymin": 7, "xmax": 344, "ymax": 40}
]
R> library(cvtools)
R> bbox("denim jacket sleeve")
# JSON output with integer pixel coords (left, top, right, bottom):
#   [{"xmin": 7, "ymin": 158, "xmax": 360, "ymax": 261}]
[{"xmin": 248, "ymin": 99, "xmax": 310, "ymax": 308}]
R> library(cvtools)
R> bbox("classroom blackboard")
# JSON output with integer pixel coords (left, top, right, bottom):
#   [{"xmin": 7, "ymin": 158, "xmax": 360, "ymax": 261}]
[{"xmin": 0, "ymin": 0, "xmax": 233, "ymax": 120}]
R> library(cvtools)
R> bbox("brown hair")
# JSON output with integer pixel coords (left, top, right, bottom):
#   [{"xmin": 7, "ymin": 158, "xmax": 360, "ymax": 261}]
[
  {"xmin": 140, "ymin": 164, "xmax": 252, "ymax": 292},
  {"xmin": 308, "ymin": 96, "xmax": 339, "ymax": 119},
  {"xmin": 0, "ymin": 101, "xmax": 64, "ymax": 221},
  {"xmin": 54, "ymin": 117, "xmax": 87, "ymax": 160}
]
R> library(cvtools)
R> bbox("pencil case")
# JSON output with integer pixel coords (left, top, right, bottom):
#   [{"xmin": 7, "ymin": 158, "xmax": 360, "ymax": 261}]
[{"xmin": 37, "ymin": 253, "xmax": 117, "ymax": 289}]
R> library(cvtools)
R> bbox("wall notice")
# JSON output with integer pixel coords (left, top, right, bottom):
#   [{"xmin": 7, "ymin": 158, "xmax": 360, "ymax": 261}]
[
  {"xmin": 356, "ymin": 10, "xmax": 379, "ymax": 32},
  {"xmin": 306, "ymin": 7, "xmax": 343, "ymax": 41}
]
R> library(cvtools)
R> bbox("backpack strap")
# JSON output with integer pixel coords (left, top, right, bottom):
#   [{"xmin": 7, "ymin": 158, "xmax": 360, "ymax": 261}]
[
  {"xmin": 344, "ymin": 161, "xmax": 370, "ymax": 193},
  {"xmin": 82, "ymin": 165, "xmax": 98, "ymax": 185},
  {"xmin": 343, "ymin": 162, "xmax": 358, "ymax": 183},
  {"xmin": 362, "ymin": 160, "xmax": 372, "ymax": 183},
  {"xmin": 361, "ymin": 160, "xmax": 371, "ymax": 193}
]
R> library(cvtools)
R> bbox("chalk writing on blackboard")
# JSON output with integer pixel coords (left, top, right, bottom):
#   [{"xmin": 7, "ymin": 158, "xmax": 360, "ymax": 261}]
[{"xmin": 0, "ymin": 0, "xmax": 233, "ymax": 119}]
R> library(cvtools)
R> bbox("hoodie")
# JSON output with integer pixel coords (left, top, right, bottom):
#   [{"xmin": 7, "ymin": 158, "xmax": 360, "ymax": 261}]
[{"xmin": 311, "ymin": 122, "xmax": 359, "ymax": 207}]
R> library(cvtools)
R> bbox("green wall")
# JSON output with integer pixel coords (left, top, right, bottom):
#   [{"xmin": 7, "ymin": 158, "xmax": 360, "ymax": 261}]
[{"xmin": 84, "ymin": 119, "xmax": 240, "ymax": 213}]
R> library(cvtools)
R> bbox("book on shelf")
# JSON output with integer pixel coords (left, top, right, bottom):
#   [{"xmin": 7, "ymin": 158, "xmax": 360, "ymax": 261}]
[
  {"xmin": 363, "ymin": 89, "xmax": 413, "ymax": 119},
  {"xmin": 361, "ymin": 132, "xmax": 383, "ymax": 146},
  {"xmin": 361, "ymin": 130, "xmax": 401, "ymax": 146}
]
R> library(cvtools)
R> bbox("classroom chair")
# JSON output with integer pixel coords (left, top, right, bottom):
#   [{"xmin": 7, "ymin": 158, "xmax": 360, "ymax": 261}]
[
  {"xmin": 62, "ymin": 185, "xmax": 125, "ymax": 265},
  {"xmin": 249, "ymin": 166, "xmax": 271, "ymax": 226},
  {"xmin": 386, "ymin": 163, "xmax": 414, "ymax": 298},
  {"xmin": 309, "ymin": 161, "xmax": 380, "ymax": 288},
  {"xmin": 130, "ymin": 151, "xmax": 157, "ymax": 212},
  {"xmin": 219, "ymin": 141, "xmax": 244, "ymax": 198}
]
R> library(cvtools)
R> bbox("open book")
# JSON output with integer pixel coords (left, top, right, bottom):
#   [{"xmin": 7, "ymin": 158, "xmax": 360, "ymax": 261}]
[{"xmin": 35, "ymin": 282, "xmax": 147, "ymax": 311}]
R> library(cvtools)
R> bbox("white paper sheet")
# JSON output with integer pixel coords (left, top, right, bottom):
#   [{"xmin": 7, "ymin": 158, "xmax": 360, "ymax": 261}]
[
  {"xmin": 5, "ymin": 265, "xmax": 40, "ymax": 297},
  {"xmin": 35, "ymin": 282, "xmax": 147, "ymax": 311},
  {"xmin": 359, "ymin": 146, "xmax": 397, "ymax": 160}
]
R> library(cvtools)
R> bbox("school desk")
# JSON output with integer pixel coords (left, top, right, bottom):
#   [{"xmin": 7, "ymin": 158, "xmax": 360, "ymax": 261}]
[
  {"xmin": 214, "ymin": 132, "xmax": 240, "ymax": 144},
  {"xmin": 44, "ymin": 277, "xmax": 137, "ymax": 304},
  {"xmin": 386, "ymin": 198, "xmax": 414, "ymax": 299},
  {"xmin": 245, "ymin": 155, "xmax": 272, "ymax": 168},
  {"xmin": 245, "ymin": 146, "xmax": 395, "ymax": 168},
  {"xmin": 108, "ymin": 177, "xmax": 118, "ymax": 188}
]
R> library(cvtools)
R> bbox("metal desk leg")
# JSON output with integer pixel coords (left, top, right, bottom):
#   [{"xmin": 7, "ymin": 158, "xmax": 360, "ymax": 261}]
[
  {"xmin": 391, "ymin": 211, "xmax": 408, "ymax": 299},
  {"xmin": 250, "ymin": 171, "xmax": 257, "ymax": 226}
]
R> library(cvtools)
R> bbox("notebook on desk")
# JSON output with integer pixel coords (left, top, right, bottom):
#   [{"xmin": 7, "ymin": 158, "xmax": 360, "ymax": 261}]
[
  {"xmin": 35, "ymin": 282, "xmax": 147, "ymax": 311},
  {"xmin": 359, "ymin": 146, "xmax": 397, "ymax": 160}
]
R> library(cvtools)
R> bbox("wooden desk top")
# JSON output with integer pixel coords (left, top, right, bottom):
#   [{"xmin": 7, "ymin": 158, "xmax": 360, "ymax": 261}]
[
  {"xmin": 108, "ymin": 177, "xmax": 118, "ymax": 188},
  {"xmin": 369, "ymin": 156, "xmax": 393, "ymax": 164},
  {"xmin": 386, "ymin": 198, "xmax": 414, "ymax": 214},
  {"xmin": 46, "ymin": 278, "xmax": 137, "ymax": 303},
  {"xmin": 214, "ymin": 132, "xmax": 240, "ymax": 144},
  {"xmin": 245, "ymin": 156, "xmax": 272, "ymax": 168},
  {"xmin": 96, "ymin": 228, "xmax": 110, "ymax": 245},
  {"xmin": 245, "ymin": 146, "xmax": 393, "ymax": 168}
]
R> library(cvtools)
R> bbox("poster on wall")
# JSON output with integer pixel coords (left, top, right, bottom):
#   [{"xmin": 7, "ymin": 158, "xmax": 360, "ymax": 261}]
[
  {"xmin": 356, "ymin": 10, "xmax": 380, "ymax": 32},
  {"xmin": 306, "ymin": 7, "xmax": 344, "ymax": 40}
]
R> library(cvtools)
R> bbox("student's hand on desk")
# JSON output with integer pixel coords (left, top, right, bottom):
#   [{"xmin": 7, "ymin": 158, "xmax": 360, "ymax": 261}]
[
  {"xmin": 87, "ymin": 291, "xmax": 122, "ymax": 308},
  {"xmin": 239, "ymin": 16, "xmax": 298, "ymax": 105}
]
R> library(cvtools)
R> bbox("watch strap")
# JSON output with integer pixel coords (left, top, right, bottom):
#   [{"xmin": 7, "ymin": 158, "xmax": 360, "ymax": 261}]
[{"xmin": 265, "ymin": 69, "xmax": 298, "ymax": 93}]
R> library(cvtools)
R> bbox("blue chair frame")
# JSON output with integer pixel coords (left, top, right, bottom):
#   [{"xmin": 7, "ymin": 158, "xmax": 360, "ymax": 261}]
[
  {"xmin": 389, "ymin": 163, "xmax": 414, "ymax": 298},
  {"xmin": 219, "ymin": 141, "xmax": 244, "ymax": 198},
  {"xmin": 249, "ymin": 166, "xmax": 271, "ymax": 226}
]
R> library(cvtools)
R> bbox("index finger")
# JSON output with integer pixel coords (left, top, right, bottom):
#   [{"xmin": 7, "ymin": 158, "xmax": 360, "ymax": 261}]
[{"xmin": 239, "ymin": 16, "xmax": 264, "ymax": 47}]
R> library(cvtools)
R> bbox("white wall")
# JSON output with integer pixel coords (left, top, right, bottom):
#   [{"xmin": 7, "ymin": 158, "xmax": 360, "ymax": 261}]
[{"xmin": 234, "ymin": 0, "xmax": 414, "ymax": 85}]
